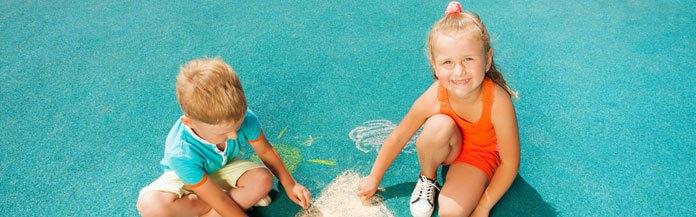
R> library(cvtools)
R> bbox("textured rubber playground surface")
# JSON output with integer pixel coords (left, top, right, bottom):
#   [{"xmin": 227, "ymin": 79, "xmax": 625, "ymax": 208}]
[{"xmin": 1, "ymin": 1, "xmax": 694, "ymax": 216}]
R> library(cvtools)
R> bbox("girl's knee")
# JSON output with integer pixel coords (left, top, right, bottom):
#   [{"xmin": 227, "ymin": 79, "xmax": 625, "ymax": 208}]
[
  {"xmin": 424, "ymin": 114, "xmax": 455, "ymax": 129},
  {"xmin": 438, "ymin": 207, "xmax": 468, "ymax": 217},
  {"xmin": 437, "ymin": 195, "xmax": 471, "ymax": 217},
  {"xmin": 417, "ymin": 114, "xmax": 457, "ymax": 148}
]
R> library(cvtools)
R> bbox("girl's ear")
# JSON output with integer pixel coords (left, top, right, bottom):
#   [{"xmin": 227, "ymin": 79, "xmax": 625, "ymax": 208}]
[{"xmin": 486, "ymin": 48, "xmax": 493, "ymax": 72}]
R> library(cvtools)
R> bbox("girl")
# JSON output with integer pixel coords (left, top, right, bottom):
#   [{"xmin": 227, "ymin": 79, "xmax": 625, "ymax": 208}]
[{"xmin": 357, "ymin": 2, "xmax": 520, "ymax": 217}]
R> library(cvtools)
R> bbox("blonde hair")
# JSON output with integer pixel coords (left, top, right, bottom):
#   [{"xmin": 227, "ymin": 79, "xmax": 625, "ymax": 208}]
[
  {"xmin": 176, "ymin": 57, "xmax": 247, "ymax": 124},
  {"xmin": 426, "ymin": 6, "xmax": 516, "ymax": 97}
]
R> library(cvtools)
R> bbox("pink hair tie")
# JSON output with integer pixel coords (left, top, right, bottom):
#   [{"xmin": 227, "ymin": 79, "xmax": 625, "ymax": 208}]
[{"xmin": 445, "ymin": 1, "xmax": 462, "ymax": 15}]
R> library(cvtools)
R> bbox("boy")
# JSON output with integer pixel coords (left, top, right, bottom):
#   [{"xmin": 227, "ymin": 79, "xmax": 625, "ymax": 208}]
[{"xmin": 137, "ymin": 57, "xmax": 311, "ymax": 217}]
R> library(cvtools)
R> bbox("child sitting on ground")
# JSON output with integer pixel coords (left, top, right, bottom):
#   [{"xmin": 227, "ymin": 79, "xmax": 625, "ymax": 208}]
[
  {"xmin": 358, "ymin": 2, "xmax": 520, "ymax": 217},
  {"xmin": 137, "ymin": 57, "xmax": 311, "ymax": 217}
]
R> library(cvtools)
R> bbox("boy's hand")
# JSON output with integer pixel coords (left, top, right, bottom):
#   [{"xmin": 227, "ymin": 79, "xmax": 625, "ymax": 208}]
[
  {"xmin": 287, "ymin": 183, "xmax": 311, "ymax": 209},
  {"xmin": 356, "ymin": 175, "xmax": 379, "ymax": 202}
]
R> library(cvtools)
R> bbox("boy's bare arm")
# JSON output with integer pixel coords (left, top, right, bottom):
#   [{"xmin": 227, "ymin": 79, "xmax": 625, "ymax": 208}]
[
  {"xmin": 191, "ymin": 176, "xmax": 246, "ymax": 217},
  {"xmin": 249, "ymin": 132, "xmax": 295, "ymax": 187},
  {"xmin": 249, "ymin": 133, "xmax": 311, "ymax": 208}
]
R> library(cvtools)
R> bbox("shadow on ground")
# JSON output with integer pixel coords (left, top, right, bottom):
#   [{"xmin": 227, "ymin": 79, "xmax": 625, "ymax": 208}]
[
  {"xmin": 439, "ymin": 166, "xmax": 557, "ymax": 216},
  {"xmin": 491, "ymin": 175, "xmax": 558, "ymax": 217}
]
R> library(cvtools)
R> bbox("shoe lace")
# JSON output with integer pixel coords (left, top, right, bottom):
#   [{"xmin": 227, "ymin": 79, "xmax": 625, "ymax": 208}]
[{"xmin": 417, "ymin": 178, "xmax": 440, "ymax": 201}]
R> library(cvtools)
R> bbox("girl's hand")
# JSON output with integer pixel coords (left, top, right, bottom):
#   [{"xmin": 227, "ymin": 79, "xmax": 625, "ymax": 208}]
[
  {"xmin": 287, "ymin": 183, "xmax": 312, "ymax": 209},
  {"xmin": 356, "ymin": 175, "xmax": 380, "ymax": 202}
]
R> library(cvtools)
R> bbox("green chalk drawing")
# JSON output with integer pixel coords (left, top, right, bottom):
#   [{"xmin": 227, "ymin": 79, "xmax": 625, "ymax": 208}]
[
  {"xmin": 277, "ymin": 127, "xmax": 288, "ymax": 139},
  {"xmin": 308, "ymin": 159, "xmax": 336, "ymax": 166},
  {"xmin": 250, "ymin": 144, "xmax": 301, "ymax": 173},
  {"xmin": 303, "ymin": 135, "xmax": 320, "ymax": 146}
]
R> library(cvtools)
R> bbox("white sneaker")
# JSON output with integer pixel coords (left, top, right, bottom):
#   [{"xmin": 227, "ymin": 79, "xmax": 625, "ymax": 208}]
[
  {"xmin": 253, "ymin": 195, "xmax": 272, "ymax": 207},
  {"xmin": 409, "ymin": 175, "xmax": 439, "ymax": 217}
]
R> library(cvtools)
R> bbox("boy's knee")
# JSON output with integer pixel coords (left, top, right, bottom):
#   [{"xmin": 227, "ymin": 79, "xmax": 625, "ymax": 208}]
[
  {"xmin": 257, "ymin": 169, "xmax": 274, "ymax": 192},
  {"xmin": 245, "ymin": 168, "xmax": 274, "ymax": 193},
  {"xmin": 137, "ymin": 192, "xmax": 175, "ymax": 217}
]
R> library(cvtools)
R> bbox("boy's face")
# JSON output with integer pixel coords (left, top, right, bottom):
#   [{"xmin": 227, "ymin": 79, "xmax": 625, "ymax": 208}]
[{"xmin": 182, "ymin": 116, "xmax": 242, "ymax": 145}]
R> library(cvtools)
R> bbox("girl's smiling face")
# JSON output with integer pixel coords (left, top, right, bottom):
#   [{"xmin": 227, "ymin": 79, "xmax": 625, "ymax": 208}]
[{"xmin": 431, "ymin": 33, "xmax": 491, "ymax": 99}]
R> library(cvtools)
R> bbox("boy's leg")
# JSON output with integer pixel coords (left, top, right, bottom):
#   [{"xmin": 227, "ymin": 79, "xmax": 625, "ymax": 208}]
[
  {"xmin": 137, "ymin": 171, "xmax": 212, "ymax": 217},
  {"xmin": 438, "ymin": 163, "xmax": 488, "ymax": 217},
  {"xmin": 228, "ymin": 168, "xmax": 274, "ymax": 208},
  {"xmin": 138, "ymin": 191, "xmax": 211, "ymax": 217},
  {"xmin": 212, "ymin": 160, "xmax": 273, "ymax": 209},
  {"xmin": 415, "ymin": 114, "xmax": 461, "ymax": 179}
]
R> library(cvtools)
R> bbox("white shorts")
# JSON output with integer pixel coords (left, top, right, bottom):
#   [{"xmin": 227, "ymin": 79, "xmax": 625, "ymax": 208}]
[{"xmin": 138, "ymin": 159, "xmax": 267, "ymax": 200}]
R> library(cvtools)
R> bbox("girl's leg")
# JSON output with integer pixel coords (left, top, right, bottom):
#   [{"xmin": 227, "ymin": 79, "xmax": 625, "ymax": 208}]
[
  {"xmin": 438, "ymin": 163, "xmax": 488, "ymax": 217},
  {"xmin": 411, "ymin": 114, "xmax": 462, "ymax": 217},
  {"xmin": 137, "ymin": 191, "xmax": 211, "ymax": 217},
  {"xmin": 416, "ymin": 114, "xmax": 461, "ymax": 179}
]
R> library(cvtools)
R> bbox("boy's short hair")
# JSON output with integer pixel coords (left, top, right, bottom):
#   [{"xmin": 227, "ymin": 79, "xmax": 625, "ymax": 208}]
[{"xmin": 176, "ymin": 57, "xmax": 247, "ymax": 124}]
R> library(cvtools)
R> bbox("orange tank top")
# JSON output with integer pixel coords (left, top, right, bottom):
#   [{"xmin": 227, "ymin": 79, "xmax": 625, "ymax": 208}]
[{"xmin": 437, "ymin": 79, "xmax": 498, "ymax": 152}]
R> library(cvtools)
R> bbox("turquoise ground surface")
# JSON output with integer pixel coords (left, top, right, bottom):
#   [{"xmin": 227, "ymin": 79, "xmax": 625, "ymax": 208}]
[{"xmin": 1, "ymin": 1, "xmax": 694, "ymax": 216}]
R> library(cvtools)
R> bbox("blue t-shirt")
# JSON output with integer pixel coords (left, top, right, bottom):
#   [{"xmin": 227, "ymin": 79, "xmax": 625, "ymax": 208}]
[{"xmin": 159, "ymin": 109, "xmax": 263, "ymax": 185}]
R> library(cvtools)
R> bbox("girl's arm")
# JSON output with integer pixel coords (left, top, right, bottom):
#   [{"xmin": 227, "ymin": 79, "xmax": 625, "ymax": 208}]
[
  {"xmin": 369, "ymin": 102, "xmax": 429, "ymax": 180},
  {"xmin": 249, "ymin": 132, "xmax": 311, "ymax": 209},
  {"xmin": 475, "ymin": 86, "xmax": 520, "ymax": 212},
  {"xmin": 358, "ymin": 83, "xmax": 439, "ymax": 198}
]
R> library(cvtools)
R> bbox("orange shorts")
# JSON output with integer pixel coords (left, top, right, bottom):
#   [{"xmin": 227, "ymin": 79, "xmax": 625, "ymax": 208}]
[{"xmin": 452, "ymin": 148, "xmax": 500, "ymax": 181}]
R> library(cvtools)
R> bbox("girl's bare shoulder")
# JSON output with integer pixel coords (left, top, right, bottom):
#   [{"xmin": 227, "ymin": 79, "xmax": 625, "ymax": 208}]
[
  {"xmin": 412, "ymin": 82, "xmax": 441, "ymax": 115},
  {"xmin": 491, "ymin": 83, "xmax": 516, "ymax": 121}
]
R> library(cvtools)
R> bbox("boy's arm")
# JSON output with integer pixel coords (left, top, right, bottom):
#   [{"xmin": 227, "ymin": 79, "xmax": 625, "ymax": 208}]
[
  {"xmin": 474, "ymin": 87, "xmax": 520, "ymax": 214},
  {"xmin": 249, "ymin": 133, "xmax": 311, "ymax": 208},
  {"xmin": 190, "ymin": 175, "xmax": 246, "ymax": 217}
]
